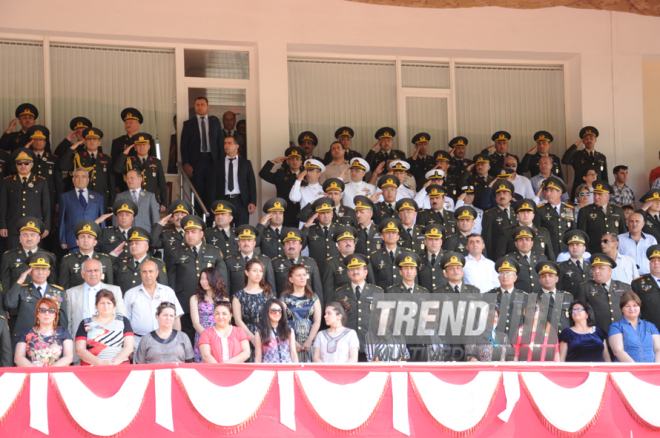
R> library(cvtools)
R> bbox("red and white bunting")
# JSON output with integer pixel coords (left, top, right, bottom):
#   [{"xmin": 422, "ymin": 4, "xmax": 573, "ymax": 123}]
[
  {"xmin": 295, "ymin": 371, "xmax": 390, "ymax": 435},
  {"xmin": 610, "ymin": 372, "xmax": 660, "ymax": 430},
  {"xmin": 410, "ymin": 371, "xmax": 501, "ymax": 437},
  {"xmin": 520, "ymin": 372, "xmax": 607, "ymax": 437},
  {"xmin": 174, "ymin": 369, "xmax": 275, "ymax": 434},
  {"xmin": 50, "ymin": 370, "xmax": 153, "ymax": 437},
  {"xmin": 0, "ymin": 373, "xmax": 27, "ymax": 426}
]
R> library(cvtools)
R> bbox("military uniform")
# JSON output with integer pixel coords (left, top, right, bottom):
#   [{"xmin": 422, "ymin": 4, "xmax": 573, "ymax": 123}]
[
  {"xmin": 59, "ymin": 251, "xmax": 113, "ymax": 289},
  {"xmin": 534, "ymin": 202, "xmax": 576, "ymax": 256},
  {"xmin": 495, "ymin": 225, "xmax": 555, "ymax": 261},
  {"xmin": 259, "ymin": 159, "xmax": 302, "ymax": 228},
  {"xmin": 60, "ymin": 148, "xmax": 115, "ymax": 211},
  {"xmin": 487, "ymin": 288, "xmax": 529, "ymax": 344},
  {"xmin": 271, "ymin": 255, "xmax": 323, "ymax": 300},
  {"xmin": 150, "ymin": 223, "xmax": 186, "ymax": 265},
  {"xmin": 321, "ymin": 254, "xmax": 375, "ymax": 304},
  {"xmin": 256, "ymin": 223, "xmax": 285, "ymax": 260},
  {"xmin": 577, "ymin": 203, "xmax": 627, "ymax": 254},
  {"xmin": 365, "ymin": 149, "xmax": 407, "ymax": 175},
  {"xmin": 558, "ymin": 259, "xmax": 593, "ymax": 295},
  {"xmin": 416, "ymin": 209, "xmax": 457, "ymax": 234},
  {"xmin": 482, "ymin": 152, "xmax": 519, "ymax": 177},
  {"xmin": 537, "ymin": 291, "xmax": 574, "ymax": 336},
  {"xmin": 399, "ymin": 224, "xmax": 426, "ymax": 254},
  {"xmin": 0, "ymin": 247, "xmax": 57, "ymax": 301},
  {"xmin": 110, "ymin": 134, "xmax": 156, "ymax": 189},
  {"xmin": 204, "ymin": 226, "xmax": 238, "ymax": 257},
  {"xmin": 458, "ymin": 171, "xmax": 494, "ymax": 211},
  {"xmin": 640, "ymin": 210, "xmax": 660, "ymax": 243},
  {"xmin": 354, "ymin": 224, "xmax": 381, "ymax": 256},
  {"xmin": 443, "ymin": 233, "xmax": 471, "ymax": 256},
  {"xmin": 114, "ymin": 154, "xmax": 168, "ymax": 206},
  {"xmin": 0, "ymin": 149, "xmax": 11, "ymax": 183},
  {"xmin": 632, "ymin": 274, "xmax": 660, "ymax": 331},
  {"xmin": 437, "ymin": 282, "xmax": 480, "ymax": 294},
  {"xmin": 33, "ymin": 152, "xmax": 63, "ymax": 210},
  {"xmin": 416, "ymin": 250, "xmax": 446, "ymax": 293},
  {"xmin": 113, "ymin": 254, "xmax": 167, "ymax": 293},
  {"xmin": 370, "ymin": 247, "xmax": 411, "ymax": 290},
  {"xmin": 562, "ymin": 148, "xmax": 608, "ymax": 197},
  {"xmin": 302, "ymin": 223, "xmax": 341, "ymax": 274},
  {"xmin": 98, "ymin": 226, "xmax": 131, "ymax": 259},
  {"xmin": 225, "ymin": 253, "xmax": 276, "ymax": 296},
  {"xmin": 296, "ymin": 203, "xmax": 357, "ymax": 227},
  {"xmin": 373, "ymin": 201, "xmax": 399, "ymax": 225},
  {"xmin": 575, "ymin": 280, "xmax": 629, "ymax": 334},
  {"xmin": 329, "ymin": 283, "xmax": 383, "ymax": 352},
  {"xmin": 0, "ymin": 171, "xmax": 50, "ymax": 249},
  {"xmin": 408, "ymin": 155, "xmax": 436, "ymax": 188},
  {"xmin": 506, "ymin": 251, "xmax": 547, "ymax": 293},
  {"xmin": 385, "ymin": 282, "xmax": 428, "ymax": 294},
  {"xmin": 481, "ymin": 206, "xmax": 517, "ymax": 258},
  {"xmin": 0, "ymin": 130, "xmax": 30, "ymax": 153}
]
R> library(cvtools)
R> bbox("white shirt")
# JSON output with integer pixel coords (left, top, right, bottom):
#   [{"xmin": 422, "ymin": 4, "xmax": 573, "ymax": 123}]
[
  {"xmin": 343, "ymin": 181, "xmax": 376, "ymax": 209},
  {"xmin": 351, "ymin": 282, "xmax": 366, "ymax": 297},
  {"xmin": 83, "ymin": 282, "xmax": 102, "ymax": 318},
  {"xmin": 618, "ymin": 232, "xmax": 657, "ymax": 275},
  {"xmin": 289, "ymin": 180, "xmax": 324, "ymax": 208},
  {"xmin": 464, "ymin": 254, "xmax": 500, "ymax": 292},
  {"xmin": 511, "ymin": 174, "xmax": 536, "ymax": 199},
  {"xmin": 556, "ymin": 252, "xmax": 592, "ymax": 263},
  {"xmin": 197, "ymin": 115, "xmax": 211, "ymax": 152},
  {"xmin": 225, "ymin": 155, "xmax": 240, "ymax": 195},
  {"xmin": 124, "ymin": 283, "xmax": 184, "ymax": 336},
  {"xmin": 414, "ymin": 191, "xmax": 455, "ymax": 212},
  {"xmin": 611, "ymin": 253, "xmax": 639, "ymax": 284},
  {"xmin": 34, "ymin": 282, "xmax": 48, "ymax": 297}
]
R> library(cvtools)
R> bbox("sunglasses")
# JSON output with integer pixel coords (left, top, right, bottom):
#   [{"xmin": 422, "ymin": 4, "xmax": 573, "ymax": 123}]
[
  {"xmin": 16, "ymin": 161, "xmax": 31, "ymax": 166},
  {"xmin": 38, "ymin": 308, "xmax": 56, "ymax": 314},
  {"xmin": 504, "ymin": 163, "xmax": 517, "ymax": 168},
  {"xmin": 578, "ymin": 192, "xmax": 590, "ymax": 197},
  {"xmin": 571, "ymin": 308, "xmax": 585, "ymax": 314},
  {"xmin": 601, "ymin": 239, "xmax": 609, "ymax": 244},
  {"xmin": 269, "ymin": 308, "xmax": 283, "ymax": 314}
]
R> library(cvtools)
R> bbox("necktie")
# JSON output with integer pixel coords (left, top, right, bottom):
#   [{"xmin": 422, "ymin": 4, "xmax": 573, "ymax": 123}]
[
  {"xmin": 221, "ymin": 229, "xmax": 229, "ymax": 240},
  {"xmin": 36, "ymin": 286, "xmax": 42, "ymax": 296},
  {"xmin": 388, "ymin": 204, "xmax": 394, "ymax": 215},
  {"xmin": 323, "ymin": 226, "xmax": 328, "ymax": 238},
  {"xmin": 123, "ymin": 230, "xmax": 128, "ymax": 240},
  {"xmin": 408, "ymin": 287, "xmax": 413, "ymax": 294},
  {"xmin": 454, "ymin": 285, "xmax": 460, "ymax": 294},
  {"xmin": 273, "ymin": 227, "xmax": 280, "ymax": 237},
  {"xmin": 389, "ymin": 250, "xmax": 395, "ymax": 264},
  {"xmin": 22, "ymin": 177, "xmax": 27, "ymax": 188},
  {"xmin": 179, "ymin": 231, "xmax": 184, "ymax": 240},
  {"xmin": 407, "ymin": 228, "xmax": 413, "ymax": 238},
  {"xmin": 245, "ymin": 256, "xmax": 249, "ymax": 262},
  {"xmin": 90, "ymin": 153, "xmax": 96, "ymax": 164},
  {"xmin": 135, "ymin": 260, "xmax": 140, "ymax": 270},
  {"xmin": 362, "ymin": 227, "xmax": 368, "ymax": 241},
  {"xmin": 655, "ymin": 215, "xmax": 659, "ymax": 223},
  {"xmin": 79, "ymin": 189, "xmax": 87, "ymax": 209},
  {"xmin": 524, "ymin": 255, "xmax": 529, "ymax": 264},
  {"xmin": 27, "ymin": 250, "xmax": 32, "ymax": 257},
  {"xmin": 142, "ymin": 158, "xmax": 146, "ymax": 167},
  {"xmin": 289, "ymin": 258, "xmax": 296, "ymax": 264},
  {"xmin": 355, "ymin": 285, "xmax": 361, "ymax": 300},
  {"xmin": 192, "ymin": 247, "xmax": 198, "ymax": 258},
  {"xmin": 590, "ymin": 152, "xmax": 594, "ymax": 159},
  {"xmin": 431, "ymin": 253, "xmax": 436, "ymax": 266},
  {"xmin": 83, "ymin": 254, "xmax": 89, "ymax": 260},
  {"xmin": 36, "ymin": 154, "xmax": 41, "ymax": 161},
  {"xmin": 505, "ymin": 208, "xmax": 510, "ymax": 219},
  {"xmin": 228, "ymin": 158, "xmax": 235, "ymax": 192},
  {"xmin": 556, "ymin": 205, "xmax": 561, "ymax": 216},
  {"xmin": 201, "ymin": 117, "xmax": 208, "ymax": 152},
  {"xmin": 132, "ymin": 190, "xmax": 138, "ymax": 203},
  {"xmin": 602, "ymin": 206, "xmax": 608, "ymax": 215},
  {"xmin": 576, "ymin": 260, "xmax": 583, "ymax": 273}
]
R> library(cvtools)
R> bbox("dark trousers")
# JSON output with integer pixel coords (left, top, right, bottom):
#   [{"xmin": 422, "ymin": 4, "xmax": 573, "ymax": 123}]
[
  {"xmin": 180, "ymin": 313, "xmax": 196, "ymax": 346},
  {"xmin": 224, "ymin": 195, "xmax": 249, "ymax": 226},
  {"xmin": 191, "ymin": 156, "xmax": 215, "ymax": 217}
]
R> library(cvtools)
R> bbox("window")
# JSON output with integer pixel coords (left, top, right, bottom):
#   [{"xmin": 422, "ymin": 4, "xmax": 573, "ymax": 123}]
[{"xmin": 0, "ymin": 40, "xmax": 44, "ymax": 127}]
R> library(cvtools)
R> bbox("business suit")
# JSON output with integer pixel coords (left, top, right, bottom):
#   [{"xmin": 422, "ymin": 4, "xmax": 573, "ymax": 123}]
[
  {"xmin": 58, "ymin": 189, "xmax": 105, "ymax": 250},
  {"xmin": 180, "ymin": 115, "xmax": 223, "ymax": 212},
  {"xmin": 113, "ymin": 154, "xmax": 168, "ymax": 206},
  {"xmin": 114, "ymin": 190, "xmax": 159, "ymax": 233},
  {"xmin": 211, "ymin": 155, "xmax": 257, "ymax": 226},
  {"xmin": 60, "ymin": 149, "xmax": 115, "ymax": 211}
]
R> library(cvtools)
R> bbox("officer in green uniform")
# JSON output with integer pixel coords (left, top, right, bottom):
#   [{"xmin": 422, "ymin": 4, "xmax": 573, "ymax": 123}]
[
  {"xmin": 257, "ymin": 198, "xmax": 287, "ymax": 260},
  {"xmin": 443, "ymin": 206, "xmax": 477, "ymax": 256},
  {"xmin": 457, "ymin": 154, "xmax": 495, "ymax": 210},
  {"xmin": 60, "ymin": 127, "xmax": 115, "ymax": 211},
  {"xmin": 481, "ymin": 131, "xmax": 519, "ymax": 177},
  {"xmin": 26, "ymin": 126, "xmax": 63, "ymax": 216},
  {"xmin": 631, "ymin": 245, "xmax": 660, "ymax": 331},
  {"xmin": 447, "ymin": 136, "xmax": 472, "ymax": 187},
  {"xmin": 167, "ymin": 215, "xmax": 228, "ymax": 342},
  {"xmin": 259, "ymin": 147, "xmax": 304, "ymax": 227},
  {"xmin": 535, "ymin": 261, "xmax": 573, "ymax": 336},
  {"xmin": 397, "ymin": 199, "xmax": 425, "ymax": 253},
  {"xmin": 370, "ymin": 219, "xmax": 412, "ymax": 290},
  {"xmin": 113, "ymin": 133, "xmax": 168, "ymax": 208},
  {"xmin": 386, "ymin": 251, "xmax": 428, "ymax": 293},
  {"xmin": 297, "ymin": 178, "xmax": 357, "ymax": 227},
  {"xmin": 365, "ymin": 127, "xmax": 406, "ymax": 174},
  {"xmin": 204, "ymin": 200, "xmax": 238, "ymax": 256},
  {"xmin": 407, "ymin": 132, "xmax": 436, "ymax": 187},
  {"xmin": 0, "ymin": 148, "xmax": 51, "ymax": 249},
  {"xmin": 0, "ymin": 103, "xmax": 41, "ymax": 152},
  {"xmin": 113, "ymin": 227, "xmax": 167, "ymax": 293},
  {"xmin": 637, "ymin": 189, "xmax": 660, "ymax": 243},
  {"xmin": 59, "ymin": 220, "xmax": 113, "ymax": 289},
  {"xmin": 302, "ymin": 197, "xmax": 342, "ymax": 274},
  {"xmin": 495, "ymin": 199, "xmax": 555, "ymax": 261},
  {"xmin": 574, "ymin": 253, "xmax": 629, "ymax": 335},
  {"xmin": 562, "ymin": 126, "xmax": 608, "ymax": 198},
  {"xmin": 110, "ymin": 108, "xmax": 156, "ymax": 191},
  {"xmin": 505, "ymin": 226, "xmax": 548, "ymax": 293},
  {"xmin": 270, "ymin": 228, "xmax": 323, "ymax": 298},
  {"xmin": 151, "ymin": 200, "xmax": 192, "ymax": 266},
  {"xmin": 353, "ymin": 196, "xmax": 381, "ymax": 257},
  {"xmin": 481, "ymin": 180, "xmax": 517, "ymax": 258},
  {"xmin": 224, "ymin": 225, "xmax": 276, "ymax": 296},
  {"xmin": 5, "ymin": 252, "xmax": 67, "ymax": 348},
  {"xmin": 328, "ymin": 253, "xmax": 383, "ymax": 361},
  {"xmin": 437, "ymin": 252, "xmax": 481, "ymax": 294},
  {"xmin": 416, "ymin": 186, "xmax": 457, "ymax": 235},
  {"xmin": 487, "ymin": 257, "xmax": 528, "ymax": 351},
  {"xmin": 417, "ymin": 225, "xmax": 448, "ymax": 293},
  {"xmin": 98, "ymin": 199, "xmax": 138, "ymax": 260},
  {"xmin": 558, "ymin": 230, "xmax": 594, "ymax": 295},
  {"xmin": 577, "ymin": 180, "xmax": 627, "ymax": 254},
  {"xmin": 54, "ymin": 117, "xmax": 92, "ymax": 157},
  {"xmin": 519, "ymin": 131, "xmax": 564, "ymax": 180},
  {"xmin": 373, "ymin": 175, "xmax": 400, "ymax": 224},
  {"xmin": 433, "ymin": 150, "xmax": 459, "ymax": 200},
  {"xmin": 534, "ymin": 177, "xmax": 576, "ymax": 256}
]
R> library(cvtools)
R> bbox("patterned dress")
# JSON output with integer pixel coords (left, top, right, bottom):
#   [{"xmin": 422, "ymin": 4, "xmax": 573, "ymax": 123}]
[
  {"xmin": 262, "ymin": 329, "xmax": 293, "ymax": 363},
  {"xmin": 283, "ymin": 293, "xmax": 319, "ymax": 363},
  {"xmin": 19, "ymin": 327, "xmax": 72, "ymax": 367},
  {"xmin": 234, "ymin": 289, "xmax": 269, "ymax": 362},
  {"xmin": 193, "ymin": 299, "xmax": 217, "ymax": 363}
]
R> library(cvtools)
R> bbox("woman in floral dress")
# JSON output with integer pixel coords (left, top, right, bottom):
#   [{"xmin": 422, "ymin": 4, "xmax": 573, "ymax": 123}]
[{"xmin": 190, "ymin": 268, "xmax": 229, "ymax": 363}]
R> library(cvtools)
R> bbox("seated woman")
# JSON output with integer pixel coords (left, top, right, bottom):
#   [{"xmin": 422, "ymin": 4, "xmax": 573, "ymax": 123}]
[
  {"xmin": 609, "ymin": 291, "xmax": 660, "ymax": 363},
  {"xmin": 514, "ymin": 302, "xmax": 560, "ymax": 362},
  {"xmin": 134, "ymin": 302, "xmax": 194, "ymax": 364},
  {"xmin": 465, "ymin": 307, "xmax": 508, "ymax": 362},
  {"xmin": 255, "ymin": 298, "xmax": 298, "ymax": 363},
  {"xmin": 198, "ymin": 301, "xmax": 250, "ymax": 363},
  {"xmin": 559, "ymin": 301, "xmax": 610, "ymax": 362},
  {"xmin": 15, "ymin": 297, "xmax": 74, "ymax": 367},
  {"xmin": 191, "ymin": 268, "xmax": 230, "ymax": 363},
  {"xmin": 313, "ymin": 301, "xmax": 359, "ymax": 363}
]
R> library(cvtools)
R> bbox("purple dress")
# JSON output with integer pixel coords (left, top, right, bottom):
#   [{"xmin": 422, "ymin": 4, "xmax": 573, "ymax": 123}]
[
  {"xmin": 194, "ymin": 300, "xmax": 216, "ymax": 363},
  {"xmin": 262, "ymin": 329, "xmax": 293, "ymax": 363}
]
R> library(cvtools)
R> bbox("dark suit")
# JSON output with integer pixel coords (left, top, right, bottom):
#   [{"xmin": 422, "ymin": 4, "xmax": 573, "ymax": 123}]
[
  {"xmin": 57, "ymin": 189, "xmax": 105, "ymax": 250},
  {"xmin": 180, "ymin": 115, "xmax": 223, "ymax": 212},
  {"xmin": 59, "ymin": 149, "xmax": 115, "ymax": 211},
  {"xmin": 212, "ymin": 156, "xmax": 257, "ymax": 226},
  {"xmin": 0, "ymin": 173, "xmax": 50, "ymax": 249},
  {"xmin": 575, "ymin": 280, "xmax": 629, "ymax": 334}
]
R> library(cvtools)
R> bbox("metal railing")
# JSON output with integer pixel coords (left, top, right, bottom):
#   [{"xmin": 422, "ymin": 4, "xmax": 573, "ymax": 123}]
[{"xmin": 177, "ymin": 162, "xmax": 208, "ymax": 222}]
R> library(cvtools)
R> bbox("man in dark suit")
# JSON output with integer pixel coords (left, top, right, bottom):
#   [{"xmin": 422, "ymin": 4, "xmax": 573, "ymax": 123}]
[
  {"xmin": 221, "ymin": 111, "xmax": 246, "ymax": 158},
  {"xmin": 181, "ymin": 97, "xmax": 224, "ymax": 213},
  {"xmin": 211, "ymin": 136, "xmax": 257, "ymax": 226},
  {"xmin": 58, "ymin": 168, "xmax": 105, "ymax": 252}
]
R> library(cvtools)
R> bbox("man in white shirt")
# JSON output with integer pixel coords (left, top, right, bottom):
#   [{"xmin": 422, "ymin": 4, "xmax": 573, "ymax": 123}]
[
  {"xmin": 618, "ymin": 213, "xmax": 657, "ymax": 275},
  {"xmin": 463, "ymin": 235, "xmax": 500, "ymax": 292},
  {"xmin": 601, "ymin": 233, "xmax": 639, "ymax": 284},
  {"xmin": 415, "ymin": 169, "xmax": 455, "ymax": 211},
  {"xmin": 124, "ymin": 259, "xmax": 183, "ymax": 350},
  {"xmin": 505, "ymin": 156, "xmax": 536, "ymax": 200},
  {"xmin": 289, "ymin": 159, "xmax": 326, "ymax": 209},
  {"xmin": 320, "ymin": 141, "xmax": 350, "ymax": 183},
  {"xmin": 343, "ymin": 158, "xmax": 376, "ymax": 209}
]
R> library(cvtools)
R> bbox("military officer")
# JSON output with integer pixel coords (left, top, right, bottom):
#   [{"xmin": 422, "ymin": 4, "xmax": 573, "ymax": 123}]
[
  {"xmin": 25, "ymin": 126, "xmax": 63, "ymax": 214},
  {"xmin": 0, "ymin": 278, "xmax": 10, "ymax": 365},
  {"xmin": 416, "ymin": 186, "xmax": 457, "ymax": 235},
  {"xmin": 322, "ymin": 226, "xmax": 375, "ymax": 302},
  {"xmin": 0, "ymin": 103, "xmax": 40, "ymax": 152},
  {"xmin": 443, "ymin": 206, "xmax": 477, "ymax": 256},
  {"xmin": 487, "ymin": 257, "xmax": 528, "ymax": 350},
  {"xmin": 386, "ymin": 251, "xmax": 428, "ymax": 293},
  {"xmin": 414, "ymin": 169, "xmax": 455, "ymax": 210},
  {"xmin": 417, "ymin": 225, "xmax": 448, "ymax": 293},
  {"xmin": 167, "ymin": 215, "xmax": 228, "ymax": 342},
  {"xmin": 60, "ymin": 127, "xmax": 115, "ymax": 211},
  {"xmin": 59, "ymin": 220, "xmax": 113, "ymax": 289},
  {"xmin": 535, "ymin": 261, "xmax": 573, "ymax": 336},
  {"xmin": 204, "ymin": 200, "xmax": 238, "ymax": 257},
  {"xmin": 113, "ymin": 133, "xmax": 168, "ymax": 209},
  {"xmin": 481, "ymin": 131, "xmax": 519, "ymax": 177},
  {"xmin": 407, "ymin": 132, "xmax": 436, "ymax": 188},
  {"xmin": 151, "ymin": 200, "xmax": 193, "ymax": 265},
  {"xmin": 5, "ymin": 253, "xmax": 67, "ymax": 348},
  {"xmin": 257, "ymin": 198, "xmax": 287, "ymax": 260},
  {"xmin": 270, "ymin": 228, "xmax": 322, "ymax": 298},
  {"xmin": 328, "ymin": 253, "xmax": 383, "ymax": 360},
  {"xmin": 638, "ymin": 189, "xmax": 660, "ymax": 243},
  {"xmin": 365, "ymin": 127, "xmax": 406, "ymax": 174},
  {"xmin": 505, "ymin": 226, "xmax": 548, "ymax": 293},
  {"xmin": 297, "ymin": 131, "xmax": 323, "ymax": 162},
  {"xmin": 112, "ymin": 227, "xmax": 167, "ymax": 293},
  {"xmin": 343, "ymin": 158, "xmax": 377, "ymax": 209},
  {"xmin": 224, "ymin": 225, "xmax": 276, "ymax": 296},
  {"xmin": 301, "ymin": 197, "xmax": 342, "ymax": 274},
  {"xmin": 370, "ymin": 219, "xmax": 412, "ymax": 290},
  {"xmin": 353, "ymin": 196, "xmax": 381, "ymax": 256},
  {"xmin": 297, "ymin": 178, "xmax": 356, "ymax": 226},
  {"xmin": 577, "ymin": 180, "xmax": 627, "ymax": 254},
  {"xmin": 433, "ymin": 150, "xmax": 459, "ymax": 200},
  {"xmin": 110, "ymin": 108, "xmax": 156, "ymax": 191},
  {"xmin": 373, "ymin": 175, "xmax": 401, "ymax": 224},
  {"xmin": 437, "ymin": 252, "xmax": 481, "ymax": 294},
  {"xmin": 558, "ymin": 230, "xmax": 594, "ymax": 295},
  {"xmin": 574, "ymin": 253, "xmax": 629, "ymax": 334},
  {"xmin": 631, "ymin": 245, "xmax": 660, "ymax": 331},
  {"xmin": 289, "ymin": 158, "xmax": 326, "ymax": 212},
  {"xmin": 396, "ymin": 198, "xmax": 425, "ymax": 253},
  {"xmin": 322, "ymin": 127, "xmax": 362, "ymax": 164},
  {"xmin": 97, "ymin": 199, "xmax": 139, "ymax": 260},
  {"xmin": 54, "ymin": 116, "xmax": 92, "ymax": 157},
  {"xmin": 481, "ymin": 180, "xmax": 517, "ymax": 258},
  {"xmin": 495, "ymin": 199, "xmax": 555, "ymax": 260},
  {"xmin": 447, "ymin": 136, "xmax": 472, "ymax": 184},
  {"xmin": 518, "ymin": 131, "xmax": 564, "ymax": 180},
  {"xmin": 0, "ymin": 148, "xmax": 50, "ymax": 249},
  {"xmin": 388, "ymin": 160, "xmax": 416, "ymax": 199},
  {"xmin": 259, "ymin": 146, "xmax": 304, "ymax": 227},
  {"xmin": 562, "ymin": 126, "xmax": 608, "ymax": 198},
  {"xmin": 534, "ymin": 177, "xmax": 576, "ymax": 256},
  {"xmin": 457, "ymin": 154, "xmax": 494, "ymax": 210}
]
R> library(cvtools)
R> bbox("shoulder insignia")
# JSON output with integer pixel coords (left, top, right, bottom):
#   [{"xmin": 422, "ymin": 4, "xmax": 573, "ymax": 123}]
[
  {"xmin": 52, "ymin": 285, "xmax": 63, "ymax": 290},
  {"xmin": 21, "ymin": 283, "xmax": 29, "ymax": 286},
  {"xmin": 538, "ymin": 203, "xmax": 546, "ymax": 207},
  {"xmin": 36, "ymin": 175, "xmax": 46, "ymax": 180},
  {"xmin": 633, "ymin": 276, "xmax": 644, "ymax": 281},
  {"xmin": 327, "ymin": 256, "xmax": 333, "ymax": 260},
  {"xmin": 565, "ymin": 204, "xmax": 574, "ymax": 209},
  {"xmin": 98, "ymin": 252, "xmax": 110, "ymax": 257},
  {"xmin": 4, "ymin": 175, "xmax": 12, "ymax": 180},
  {"xmin": 63, "ymin": 253, "xmax": 74, "ymax": 259}
]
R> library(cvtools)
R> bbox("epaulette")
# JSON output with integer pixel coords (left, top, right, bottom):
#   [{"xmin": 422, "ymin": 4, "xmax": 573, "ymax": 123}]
[
  {"xmin": 335, "ymin": 286, "xmax": 342, "ymax": 291},
  {"xmin": 564, "ymin": 204, "xmax": 574, "ymax": 209},
  {"xmin": 151, "ymin": 256, "xmax": 164, "ymax": 262},
  {"xmin": 21, "ymin": 283, "xmax": 29, "ymax": 286},
  {"xmin": 106, "ymin": 226, "xmax": 115, "ymax": 229},
  {"xmin": 36, "ymin": 175, "xmax": 46, "ymax": 180},
  {"xmin": 63, "ymin": 253, "xmax": 74, "ymax": 259},
  {"xmin": 327, "ymin": 256, "xmax": 333, "ymax": 260},
  {"xmin": 538, "ymin": 203, "xmax": 547, "ymax": 208},
  {"xmin": 633, "ymin": 275, "xmax": 646, "ymax": 282},
  {"xmin": 52, "ymin": 285, "xmax": 63, "ymax": 290},
  {"xmin": 4, "ymin": 175, "xmax": 12, "ymax": 180},
  {"xmin": 98, "ymin": 251, "xmax": 110, "ymax": 257},
  {"xmin": 579, "ymin": 280, "xmax": 590, "ymax": 285}
]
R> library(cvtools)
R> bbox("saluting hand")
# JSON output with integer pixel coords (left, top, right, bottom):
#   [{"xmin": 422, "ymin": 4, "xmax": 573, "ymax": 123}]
[
  {"xmin": 486, "ymin": 144, "xmax": 496, "ymax": 151},
  {"xmin": 25, "ymin": 140, "xmax": 34, "ymax": 149},
  {"xmin": 369, "ymin": 191, "xmax": 382, "ymax": 202},
  {"xmin": 271, "ymin": 156, "xmax": 287, "ymax": 164},
  {"xmin": 124, "ymin": 144, "xmax": 135, "ymax": 154},
  {"xmin": 110, "ymin": 242, "xmax": 126, "ymax": 257},
  {"xmin": 17, "ymin": 267, "xmax": 32, "ymax": 285},
  {"xmin": 70, "ymin": 140, "xmax": 84, "ymax": 150},
  {"xmin": 158, "ymin": 213, "xmax": 173, "ymax": 226},
  {"xmin": 304, "ymin": 213, "xmax": 318, "ymax": 228},
  {"xmin": 95, "ymin": 213, "xmax": 113, "ymax": 224},
  {"xmin": 5, "ymin": 118, "xmax": 18, "ymax": 134},
  {"xmin": 296, "ymin": 170, "xmax": 307, "ymax": 182},
  {"xmin": 528, "ymin": 144, "xmax": 538, "ymax": 155},
  {"xmin": 371, "ymin": 139, "xmax": 381, "ymax": 151},
  {"xmin": 260, "ymin": 212, "xmax": 273, "ymax": 225}
]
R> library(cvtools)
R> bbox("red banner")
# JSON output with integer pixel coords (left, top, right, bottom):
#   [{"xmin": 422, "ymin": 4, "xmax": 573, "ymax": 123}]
[{"xmin": 1, "ymin": 363, "xmax": 659, "ymax": 437}]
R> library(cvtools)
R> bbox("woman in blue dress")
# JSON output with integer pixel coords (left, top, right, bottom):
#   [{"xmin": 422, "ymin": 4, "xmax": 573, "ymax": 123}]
[{"xmin": 559, "ymin": 300, "xmax": 611, "ymax": 362}]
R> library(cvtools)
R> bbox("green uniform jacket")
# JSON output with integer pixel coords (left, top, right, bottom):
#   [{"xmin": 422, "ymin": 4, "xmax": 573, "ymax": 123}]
[
  {"xmin": 150, "ymin": 224, "xmax": 186, "ymax": 266},
  {"xmin": 416, "ymin": 250, "xmax": 448, "ymax": 293},
  {"xmin": 638, "ymin": 210, "xmax": 660, "ymax": 244},
  {"xmin": 271, "ymin": 256, "xmax": 323, "ymax": 302},
  {"xmin": 0, "ymin": 173, "xmax": 51, "ymax": 232},
  {"xmin": 416, "ymin": 209, "xmax": 457, "ymax": 235},
  {"xmin": 296, "ymin": 204, "xmax": 357, "ymax": 228},
  {"xmin": 354, "ymin": 223, "xmax": 382, "ymax": 257},
  {"xmin": 321, "ymin": 254, "xmax": 375, "ymax": 305},
  {"xmin": 59, "ymin": 251, "xmax": 114, "ymax": 289},
  {"xmin": 506, "ymin": 251, "xmax": 548, "ymax": 293},
  {"xmin": 225, "ymin": 253, "xmax": 276, "ymax": 297},
  {"xmin": 204, "ymin": 226, "xmax": 239, "ymax": 258},
  {"xmin": 113, "ymin": 153, "xmax": 168, "ymax": 206},
  {"xmin": 302, "ymin": 223, "xmax": 341, "ymax": 274},
  {"xmin": 577, "ymin": 203, "xmax": 627, "ymax": 254},
  {"xmin": 561, "ymin": 145, "xmax": 608, "ymax": 196},
  {"xmin": 536, "ymin": 290, "xmax": 573, "ymax": 336},
  {"xmin": 256, "ymin": 223, "xmax": 285, "ymax": 260},
  {"xmin": 533, "ymin": 202, "xmax": 576, "ymax": 256},
  {"xmin": 558, "ymin": 259, "xmax": 593, "ymax": 296},
  {"xmin": 437, "ymin": 282, "xmax": 481, "ymax": 294},
  {"xmin": 385, "ymin": 282, "xmax": 429, "ymax": 294},
  {"xmin": 482, "ymin": 206, "xmax": 518, "ymax": 259},
  {"xmin": 113, "ymin": 254, "xmax": 167, "ymax": 293},
  {"xmin": 329, "ymin": 283, "xmax": 384, "ymax": 352},
  {"xmin": 574, "ymin": 280, "xmax": 630, "ymax": 334},
  {"xmin": 370, "ymin": 246, "xmax": 412, "ymax": 291},
  {"xmin": 486, "ymin": 288, "xmax": 529, "ymax": 344},
  {"xmin": 97, "ymin": 226, "xmax": 131, "ymax": 259},
  {"xmin": 0, "ymin": 247, "xmax": 57, "ymax": 308},
  {"xmin": 32, "ymin": 152, "xmax": 63, "ymax": 212},
  {"xmin": 398, "ymin": 224, "xmax": 427, "ymax": 254},
  {"xmin": 495, "ymin": 225, "xmax": 555, "ymax": 261},
  {"xmin": 258, "ymin": 161, "xmax": 302, "ymax": 228},
  {"xmin": 632, "ymin": 274, "xmax": 660, "ymax": 331},
  {"xmin": 372, "ymin": 201, "xmax": 399, "ymax": 225}
]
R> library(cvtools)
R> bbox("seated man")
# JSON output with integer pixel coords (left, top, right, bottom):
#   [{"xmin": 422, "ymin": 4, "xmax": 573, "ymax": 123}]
[
  {"xmin": 416, "ymin": 185, "xmax": 457, "ymax": 234},
  {"xmin": 59, "ymin": 220, "xmax": 113, "ymax": 289},
  {"xmin": 396, "ymin": 199, "xmax": 424, "ymax": 254},
  {"xmin": 463, "ymin": 234, "xmax": 500, "ymax": 292},
  {"xmin": 437, "ymin": 252, "xmax": 480, "ymax": 294},
  {"xmin": 557, "ymin": 230, "xmax": 594, "ymax": 295},
  {"xmin": 113, "ymin": 227, "xmax": 167, "ymax": 293},
  {"xmin": 494, "ymin": 199, "xmax": 554, "ymax": 261}
]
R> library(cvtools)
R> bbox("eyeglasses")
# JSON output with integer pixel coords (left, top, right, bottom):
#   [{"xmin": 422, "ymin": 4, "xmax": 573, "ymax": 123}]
[
  {"xmin": 38, "ymin": 308, "xmax": 56, "ymax": 314},
  {"xmin": 499, "ymin": 272, "xmax": 516, "ymax": 277},
  {"xmin": 571, "ymin": 308, "xmax": 585, "ymax": 314},
  {"xmin": 16, "ymin": 161, "xmax": 31, "ymax": 166},
  {"xmin": 601, "ymin": 239, "xmax": 609, "ymax": 244},
  {"xmin": 269, "ymin": 308, "xmax": 283, "ymax": 314},
  {"xmin": 578, "ymin": 192, "xmax": 590, "ymax": 197},
  {"xmin": 504, "ymin": 163, "xmax": 517, "ymax": 168}
]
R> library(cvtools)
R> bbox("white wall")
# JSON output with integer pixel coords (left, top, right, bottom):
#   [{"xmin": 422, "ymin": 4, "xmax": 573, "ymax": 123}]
[{"xmin": 2, "ymin": 0, "xmax": 660, "ymax": 204}]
